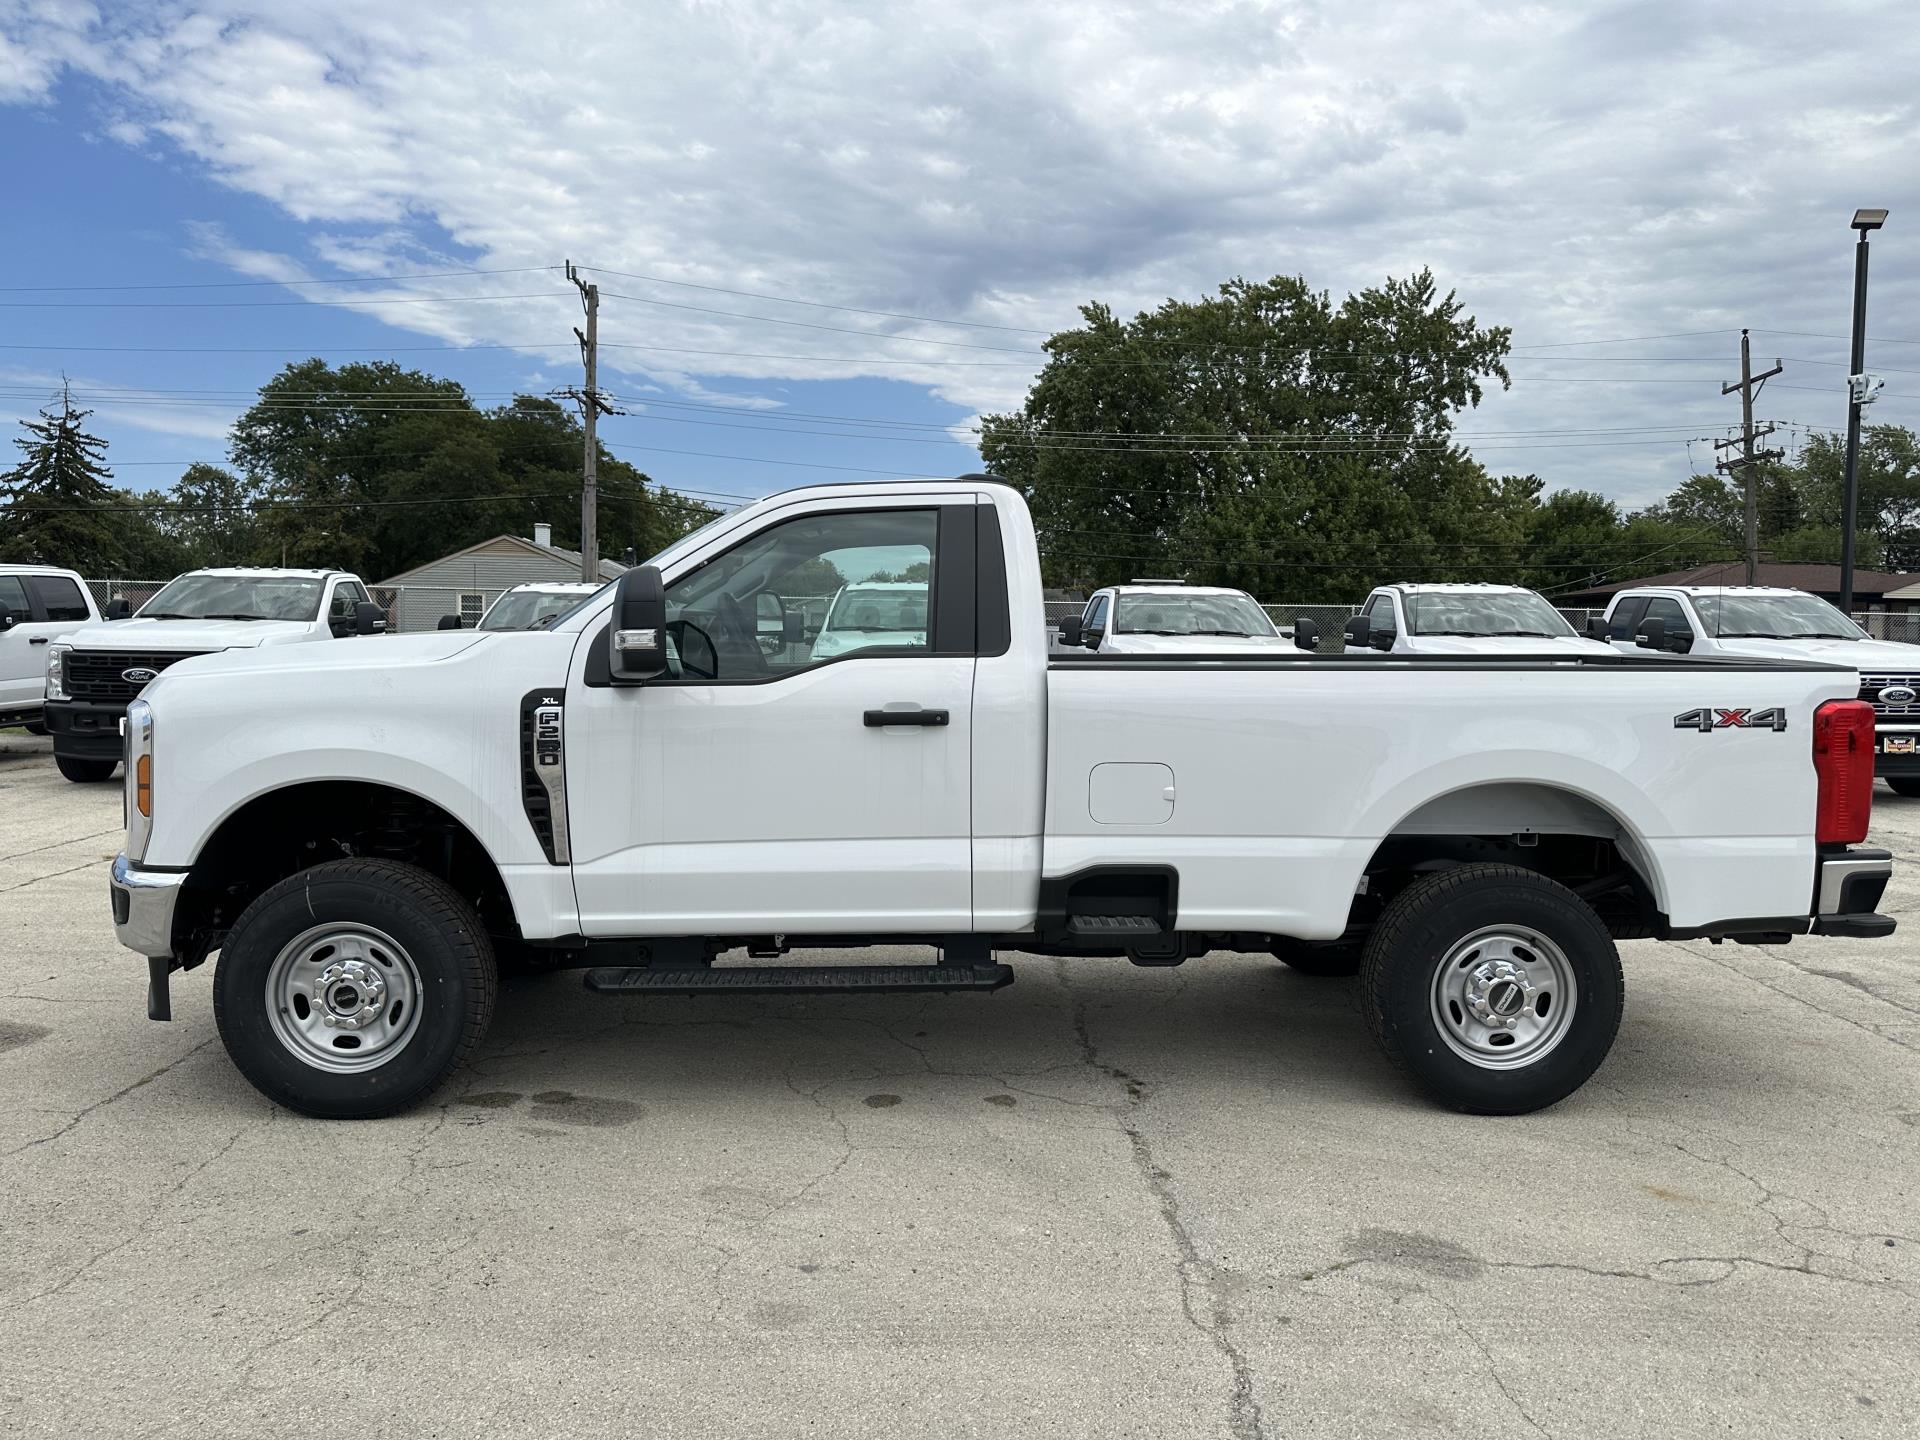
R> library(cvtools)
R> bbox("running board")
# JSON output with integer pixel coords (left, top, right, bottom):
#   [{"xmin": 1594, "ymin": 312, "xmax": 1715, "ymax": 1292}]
[{"xmin": 582, "ymin": 964, "xmax": 1014, "ymax": 996}]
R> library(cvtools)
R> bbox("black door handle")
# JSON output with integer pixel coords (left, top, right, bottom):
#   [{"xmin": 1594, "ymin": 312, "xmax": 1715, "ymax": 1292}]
[
  {"xmin": 28, "ymin": 637, "xmax": 50, "ymax": 645},
  {"xmin": 864, "ymin": 708, "xmax": 949, "ymax": 727}
]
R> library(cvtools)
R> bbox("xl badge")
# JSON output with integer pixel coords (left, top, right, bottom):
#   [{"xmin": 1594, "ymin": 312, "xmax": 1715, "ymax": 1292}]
[{"xmin": 121, "ymin": 667, "xmax": 158, "ymax": 684}]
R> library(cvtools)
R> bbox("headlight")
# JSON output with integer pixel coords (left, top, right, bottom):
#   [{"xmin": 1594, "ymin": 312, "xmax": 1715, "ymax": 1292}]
[
  {"xmin": 45, "ymin": 643, "xmax": 70, "ymax": 701},
  {"xmin": 125, "ymin": 699, "xmax": 154, "ymax": 860}
]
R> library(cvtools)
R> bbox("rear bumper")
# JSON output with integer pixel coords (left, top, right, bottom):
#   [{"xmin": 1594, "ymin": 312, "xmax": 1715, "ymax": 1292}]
[
  {"xmin": 1806, "ymin": 846, "xmax": 1894, "ymax": 938},
  {"xmin": 46, "ymin": 699, "xmax": 128, "ymax": 760}
]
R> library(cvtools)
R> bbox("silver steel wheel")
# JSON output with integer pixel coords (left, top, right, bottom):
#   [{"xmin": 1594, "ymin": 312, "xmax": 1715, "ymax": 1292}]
[
  {"xmin": 264, "ymin": 922, "xmax": 424, "ymax": 1074},
  {"xmin": 1429, "ymin": 924, "xmax": 1578, "ymax": 1070}
]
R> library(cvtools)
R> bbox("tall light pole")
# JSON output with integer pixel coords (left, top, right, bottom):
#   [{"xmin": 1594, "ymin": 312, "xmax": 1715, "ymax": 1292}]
[{"xmin": 1839, "ymin": 207, "xmax": 1888, "ymax": 615}]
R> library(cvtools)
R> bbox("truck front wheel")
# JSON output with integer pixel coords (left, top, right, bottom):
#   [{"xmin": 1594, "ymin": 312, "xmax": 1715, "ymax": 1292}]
[
  {"xmin": 56, "ymin": 755, "xmax": 117, "ymax": 783},
  {"xmin": 1360, "ymin": 865, "xmax": 1623, "ymax": 1115},
  {"xmin": 213, "ymin": 859, "xmax": 498, "ymax": 1118}
]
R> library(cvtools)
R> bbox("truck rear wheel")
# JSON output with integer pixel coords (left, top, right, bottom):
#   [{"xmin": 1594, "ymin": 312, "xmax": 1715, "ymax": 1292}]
[
  {"xmin": 213, "ymin": 859, "xmax": 497, "ymax": 1118},
  {"xmin": 56, "ymin": 754, "xmax": 117, "ymax": 783},
  {"xmin": 1360, "ymin": 865, "xmax": 1623, "ymax": 1115}
]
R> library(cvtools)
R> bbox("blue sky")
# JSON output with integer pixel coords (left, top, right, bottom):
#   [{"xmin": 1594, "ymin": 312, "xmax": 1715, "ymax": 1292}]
[{"xmin": 3, "ymin": 0, "xmax": 1918, "ymax": 529}]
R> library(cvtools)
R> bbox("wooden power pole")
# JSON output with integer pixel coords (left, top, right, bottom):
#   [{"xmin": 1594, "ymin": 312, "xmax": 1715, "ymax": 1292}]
[
  {"xmin": 563, "ymin": 260, "xmax": 615, "ymax": 582},
  {"xmin": 1715, "ymin": 329, "xmax": 1784, "ymax": 585}
]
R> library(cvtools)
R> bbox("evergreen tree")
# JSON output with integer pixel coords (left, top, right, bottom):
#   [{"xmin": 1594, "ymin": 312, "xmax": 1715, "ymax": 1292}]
[{"xmin": 0, "ymin": 383, "xmax": 132, "ymax": 572}]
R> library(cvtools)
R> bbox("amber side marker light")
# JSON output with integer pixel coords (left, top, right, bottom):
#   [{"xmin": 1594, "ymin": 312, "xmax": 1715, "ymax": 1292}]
[{"xmin": 135, "ymin": 754, "xmax": 152, "ymax": 818}]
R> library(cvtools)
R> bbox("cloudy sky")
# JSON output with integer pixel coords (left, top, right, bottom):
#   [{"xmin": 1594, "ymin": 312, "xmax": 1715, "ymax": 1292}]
[{"xmin": 2, "ymin": 0, "xmax": 1918, "ymax": 522}]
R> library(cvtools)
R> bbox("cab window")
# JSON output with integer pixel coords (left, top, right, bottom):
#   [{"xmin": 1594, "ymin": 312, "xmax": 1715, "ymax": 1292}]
[
  {"xmin": 1364, "ymin": 594, "xmax": 1398, "ymax": 637},
  {"xmin": 0, "ymin": 575, "xmax": 30, "ymax": 622},
  {"xmin": 27, "ymin": 574, "xmax": 89, "ymax": 622},
  {"xmin": 664, "ymin": 508, "xmax": 939, "ymax": 680},
  {"xmin": 1085, "ymin": 595, "xmax": 1110, "ymax": 637}
]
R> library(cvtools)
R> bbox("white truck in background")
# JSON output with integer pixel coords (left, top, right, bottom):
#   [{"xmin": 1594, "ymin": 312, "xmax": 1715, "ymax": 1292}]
[
  {"xmin": 0, "ymin": 565, "xmax": 100, "ymax": 734},
  {"xmin": 1342, "ymin": 583, "xmax": 1619, "ymax": 657},
  {"xmin": 1057, "ymin": 581, "xmax": 1292, "ymax": 654},
  {"xmin": 45, "ymin": 567, "xmax": 386, "ymax": 783},
  {"xmin": 109, "ymin": 478, "xmax": 1894, "ymax": 1121},
  {"xmin": 1602, "ymin": 584, "xmax": 1920, "ymax": 793}
]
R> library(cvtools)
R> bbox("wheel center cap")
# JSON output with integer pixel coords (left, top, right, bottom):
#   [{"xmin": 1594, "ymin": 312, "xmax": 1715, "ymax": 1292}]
[
  {"xmin": 1465, "ymin": 959, "xmax": 1535, "ymax": 1028},
  {"xmin": 315, "ymin": 958, "xmax": 386, "ymax": 1029}
]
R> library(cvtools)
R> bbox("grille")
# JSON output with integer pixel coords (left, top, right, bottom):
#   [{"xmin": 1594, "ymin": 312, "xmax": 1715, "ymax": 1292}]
[
  {"xmin": 1858, "ymin": 673, "xmax": 1920, "ymax": 719},
  {"xmin": 63, "ymin": 650, "xmax": 210, "ymax": 705}
]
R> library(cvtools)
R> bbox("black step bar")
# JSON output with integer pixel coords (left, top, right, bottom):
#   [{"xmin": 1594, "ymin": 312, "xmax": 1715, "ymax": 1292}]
[{"xmin": 583, "ymin": 963, "xmax": 1013, "ymax": 996}]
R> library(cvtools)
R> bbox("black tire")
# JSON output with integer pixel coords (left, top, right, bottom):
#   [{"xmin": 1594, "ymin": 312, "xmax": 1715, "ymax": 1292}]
[
  {"xmin": 1885, "ymin": 777, "xmax": 1920, "ymax": 798},
  {"xmin": 56, "ymin": 754, "xmax": 118, "ymax": 783},
  {"xmin": 1360, "ymin": 864, "xmax": 1623, "ymax": 1115},
  {"xmin": 1270, "ymin": 939, "xmax": 1362, "ymax": 977},
  {"xmin": 23, "ymin": 721, "xmax": 48, "ymax": 736},
  {"xmin": 213, "ymin": 859, "xmax": 497, "ymax": 1119}
]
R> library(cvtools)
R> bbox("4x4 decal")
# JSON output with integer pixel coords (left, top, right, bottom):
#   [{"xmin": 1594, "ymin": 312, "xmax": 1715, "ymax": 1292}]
[{"xmin": 1674, "ymin": 707, "xmax": 1788, "ymax": 733}]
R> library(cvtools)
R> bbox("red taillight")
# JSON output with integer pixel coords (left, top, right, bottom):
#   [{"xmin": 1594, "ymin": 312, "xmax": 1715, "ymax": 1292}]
[{"xmin": 1813, "ymin": 700, "xmax": 1874, "ymax": 844}]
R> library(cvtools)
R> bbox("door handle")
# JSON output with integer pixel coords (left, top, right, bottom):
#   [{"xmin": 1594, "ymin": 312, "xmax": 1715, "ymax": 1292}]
[
  {"xmin": 28, "ymin": 637, "xmax": 49, "ymax": 645},
  {"xmin": 864, "ymin": 707, "xmax": 949, "ymax": 727}
]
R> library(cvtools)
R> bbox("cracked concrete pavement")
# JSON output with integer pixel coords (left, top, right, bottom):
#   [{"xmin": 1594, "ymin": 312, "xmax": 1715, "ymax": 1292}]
[{"xmin": 1, "ymin": 728, "xmax": 1916, "ymax": 1438}]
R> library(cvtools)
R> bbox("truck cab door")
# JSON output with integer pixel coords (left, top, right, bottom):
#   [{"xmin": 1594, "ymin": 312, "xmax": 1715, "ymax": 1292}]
[
  {"xmin": 565, "ymin": 496, "xmax": 983, "ymax": 936},
  {"xmin": 0, "ymin": 575, "xmax": 42, "ymax": 709}
]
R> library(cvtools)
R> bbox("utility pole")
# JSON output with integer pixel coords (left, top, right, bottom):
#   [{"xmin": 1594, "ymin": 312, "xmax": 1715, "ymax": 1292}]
[
  {"xmin": 1714, "ymin": 329, "xmax": 1783, "ymax": 585},
  {"xmin": 1840, "ymin": 208, "xmax": 1888, "ymax": 615},
  {"xmin": 563, "ymin": 260, "xmax": 615, "ymax": 582}
]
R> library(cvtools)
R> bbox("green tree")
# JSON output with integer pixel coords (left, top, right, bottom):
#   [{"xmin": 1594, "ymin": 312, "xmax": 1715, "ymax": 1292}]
[
  {"xmin": 979, "ymin": 271, "xmax": 1512, "ymax": 599},
  {"xmin": 157, "ymin": 462, "xmax": 263, "ymax": 567},
  {"xmin": 0, "ymin": 383, "xmax": 134, "ymax": 572}
]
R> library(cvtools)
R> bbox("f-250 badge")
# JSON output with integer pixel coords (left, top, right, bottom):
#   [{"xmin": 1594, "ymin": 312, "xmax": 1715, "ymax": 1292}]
[{"xmin": 1673, "ymin": 707, "xmax": 1788, "ymax": 732}]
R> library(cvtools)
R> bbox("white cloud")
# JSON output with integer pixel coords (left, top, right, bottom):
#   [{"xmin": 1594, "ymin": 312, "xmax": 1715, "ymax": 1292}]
[{"xmin": 4, "ymin": 0, "xmax": 1918, "ymax": 500}]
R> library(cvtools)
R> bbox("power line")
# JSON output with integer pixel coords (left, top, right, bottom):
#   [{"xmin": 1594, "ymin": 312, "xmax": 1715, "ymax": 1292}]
[
  {"xmin": 0, "ymin": 290, "xmax": 568, "ymax": 310},
  {"xmin": 0, "ymin": 266, "xmax": 561, "ymax": 293}
]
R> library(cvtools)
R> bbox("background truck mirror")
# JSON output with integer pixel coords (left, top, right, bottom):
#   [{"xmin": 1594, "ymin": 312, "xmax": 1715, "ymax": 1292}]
[
  {"xmin": 1667, "ymin": 627, "xmax": 1695, "ymax": 654},
  {"xmin": 0, "ymin": 609, "xmax": 15, "ymax": 631},
  {"xmin": 1058, "ymin": 614, "xmax": 1085, "ymax": 647},
  {"xmin": 1343, "ymin": 615, "xmax": 1372, "ymax": 648},
  {"xmin": 354, "ymin": 601, "xmax": 388, "ymax": 636},
  {"xmin": 1292, "ymin": 617, "xmax": 1320, "ymax": 651},
  {"xmin": 1586, "ymin": 616, "xmax": 1617, "ymax": 641},
  {"xmin": 1636, "ymin": 617, "xmax": 1666, "ymax": 651},
  {"xmin": 104, "ymin": 598, "xmax": 131, "ymax": 621},
  {"xmin": 783, "ymin": 609, "xmax": 805, "ymax": 645},
  {"xmin": 437, "ymin": 614, "xmax": 463, "ymax": 630},
  {"xmin": 610, "ymin": 565, "xmax": 669, "ymax": 683}
]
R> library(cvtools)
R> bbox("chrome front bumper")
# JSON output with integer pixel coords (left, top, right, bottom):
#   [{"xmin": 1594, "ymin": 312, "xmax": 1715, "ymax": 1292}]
[{"xmin": 110, "ymin": 852, "xmax": 186, "ymax": 960}]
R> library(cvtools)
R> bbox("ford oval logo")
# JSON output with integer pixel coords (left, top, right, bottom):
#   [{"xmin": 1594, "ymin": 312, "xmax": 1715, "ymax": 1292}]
[
  {"xmin": 121, "ymin": 667, "xmax": 159, "ymax": 685},
  {"xmin": 1879, "ymin": 684, "xmax": 1918, "ymax": 706}
]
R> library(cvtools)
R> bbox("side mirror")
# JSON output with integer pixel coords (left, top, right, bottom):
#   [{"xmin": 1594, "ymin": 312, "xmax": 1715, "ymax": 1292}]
[
  {"xmin": 104, "ymin": 598, "xmax": 131, "ymax": 621},
  {"xmin": 354, "ymin": 601, "xmax": 388, "ymax": 636},
  {"xmin": 1058, "ymin": 614, "xmax": 1085, "ymax": 648},
  {"xmin": 1636, "ymin": 617, "xmax": 1666, "ymax": 652},
  {"xmin": 437, "ymin": 614, "xmax": 463, "ymax": 631},
  {"xmin": 0, "ymin": 609, "xmax": 16, "ymax": 631},
  {"xmin": 1585, "ymin": 617, "xmax": 1613, "ymax": 641},
  {"xmin": 783, "ymin": 610, "xmax": 805, "ymax": 645},
  {"xmin": 1293, "ymin": 617, "xmax": 1321, "ymax": 652},
  {"xmin": 1344, "ymin": 615, "xmax": 1373, "ymax": 648},
  {"xmin": 1667, "ymin": 628, "xmax": 1695, "ymax": 654},
  {"xmin": 608, "ymin": 565, "xmax": 668, "ymax": 683}
]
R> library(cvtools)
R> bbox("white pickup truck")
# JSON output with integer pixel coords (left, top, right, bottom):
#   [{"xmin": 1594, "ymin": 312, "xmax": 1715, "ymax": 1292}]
[
  {"xmin": 109, "ymin": 478, "xmax": 1895, "ymax": 1120},
  {"xmin": 1344, "ymin": 583, "xmax": 1618, "ymax": 657},
  {"xmin": 45, "ymin": 567, "xmax": 386, "ymax": 783},
  {"xmin": 1601, "ymin": 585, "xmax": 1920, "ymax": 793},
  {"xmin": 1058, "ymin": 581, "xmax": 1292, "ymax": 654}
]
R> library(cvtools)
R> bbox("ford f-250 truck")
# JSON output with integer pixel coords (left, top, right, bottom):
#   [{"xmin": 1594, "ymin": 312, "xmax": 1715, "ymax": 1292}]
[
  {"xmin": 45, "ymin": 567, "xmax": 386, "ymax": 783},
  {"xmin": 109, "ymin": 477, "xmax": 1895, "ymax": 1119}
]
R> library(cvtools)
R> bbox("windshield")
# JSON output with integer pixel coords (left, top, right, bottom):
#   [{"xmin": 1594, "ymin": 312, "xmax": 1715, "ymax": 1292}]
[
  {"xmin": 1113, "ymin": 593, "xmax": 1277, "ymax": 636},
  {"xmin": 822, "ymin": 585, "xmax": 928, "ymax": 634},
  {"xmin": 1692, "ymin": 593, "xmax": 1866, "ymax": 640},
  {"xmin": 1406, "ymin": 591, "xmax": 1576, "ymax": 638},
  {"xmin": 480, "ymin": 590, "xmax": 594, "ymax": 631},
  {"xmin": 137, "ymin": 574, "xmax": 324, "ymax": 622}
]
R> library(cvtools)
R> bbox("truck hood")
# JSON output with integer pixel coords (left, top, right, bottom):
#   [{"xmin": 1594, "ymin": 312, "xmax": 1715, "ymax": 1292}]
[
  {"xmin": 1697, "ymin": 635, "xmax": 1920, "ymax": 669},
  {"xmin": 58, "ymin": 617, "xmax": 317, "ymax": 651},
  {"xmin": 158, "ymin": 628, "xmax": 496, "ymax": 679},
  {"xmin": 1105, "ymin": 633, "xmax": 1294, "ymax": 654}
]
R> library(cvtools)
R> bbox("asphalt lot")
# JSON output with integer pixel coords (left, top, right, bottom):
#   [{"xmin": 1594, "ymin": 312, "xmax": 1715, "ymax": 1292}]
[{"xmin": 2, "ymin": 729, "xmax": 1916, "ymax": 1439}]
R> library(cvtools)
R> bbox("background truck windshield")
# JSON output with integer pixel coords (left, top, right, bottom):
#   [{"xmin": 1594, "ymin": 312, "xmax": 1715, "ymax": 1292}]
[
  {"xmin": 481, "ymin": 591, "xmax": 586, "ymax": 631},
  {"xmin": 823, "ymin": 587, "xmax": 928, "ymax": 633},
  {"xmin": 1114, "ymin": 593, "xmax": 1277, "ymax": 636},
  {"xmin": 138, "ymin": 574, "xmax": 324, "ymax": 622},
  {"xmin": 1693, "ymin": 593, "xmax": 1866, "ymax": 640},
  {"xmin": 1407, "ymin": 592, "xmax": 1575, "ymax": 638}
]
